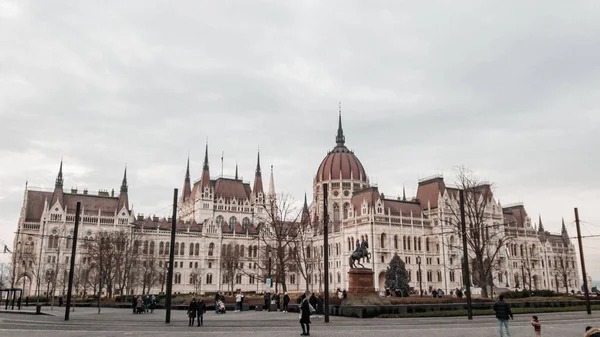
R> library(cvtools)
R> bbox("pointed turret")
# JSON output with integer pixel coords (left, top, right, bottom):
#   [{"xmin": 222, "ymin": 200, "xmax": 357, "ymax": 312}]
[
  {"xmin": 118, "ymin": 166, "xmax": 129, "ymax": 211},
  {"xmin": 200, "ymin": 142, "xmax": 211, "ymax": 191},
  {"xmin": 302, "ymin": 192, "xmax": 310, "ymax": 224},
  {"xmin": 402, "ymin": 185, "xmax": 407, "ymax": 201},
  {"xmin": 51, "ymin": 159, "xmax": 64, "ymax": 207},
  {"xmin": 235, "ymin": 163, "xmax": 238, "ymax": 180},
  {"xmin": 268, "ymin": 165, "xmax": 275, "ymax": 198},
  {"xmin": 182, "ymin": 156, "xmax": 192, "ymax": 201},
  {"xmin": 253, "ymin": 150, "xmax": 264, "ymax": 197},
  {"xmin": 538, "ymin": 214, "xmax": 544, "ymax": 232},
  {"xmin": 335, "ymin": 102, "xmax": 345, "ymax": 147},
  {"xmin": 561, "ymin": 217, "xmax": 567, "ymax": 233}
]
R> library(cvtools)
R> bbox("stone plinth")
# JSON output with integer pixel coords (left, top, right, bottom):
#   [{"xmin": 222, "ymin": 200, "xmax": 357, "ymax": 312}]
[{"xmin": 348, "ymin": 268, "xmax": 375, "ymax": 293}]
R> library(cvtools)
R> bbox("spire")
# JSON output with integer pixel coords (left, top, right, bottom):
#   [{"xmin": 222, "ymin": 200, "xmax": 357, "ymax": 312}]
[
  {"xmin": 55, "ymin": 158, "xmax": 64, "ymax": 188},
  {"xmin": 120, "ymin": 166, "xmax": 128, "ymax": 193},
  {"xmin": 200, "ymin": 141, "xmax": 211, "ymax": 191},
  {"xmin": 303, "ymin": 192, "xmax": 308, "ymax": 212},
  {"xmin": 302, "ymin": 192, "xmax": 310, "ymax": 224},
  {"xmin": 255, "ymin": 150, "xmax": 261, "ymax": 176},
  {"xmin": 268, "ymin": 165, "xmax": 275, "ymax": 197},
  {"xmin": 538, "ymin": 214, "xmax": 544, "ymax": 232},
  {"xmin": 118, "ymin": 166, "xmax": 129, "ymax": 211},
  {"xmin": 185, "ymin": 155, "xmax": 190, "ymax": 179},
  {"xmin": 402, "ymin": 185, "xmax": 407, "ymax": 201},
  {"xmin": 235, "ymin": 163, "xmax": 238, "ymax": 180},
  {"xmin": 561, "ymin": 217, "xmax": 567, "ymax": 233},
  {"xmin": 253, "ymin": 149, "xmax": 264, "ymax": 197},
  {"xmin": 335, "ymin": 102, "xmax": 345, "ymax": 147},
  {"xmin": 203, "ymin": 142, "xmax": 209, "ymax": 170},
  {"xmin": 183, "ymin": 157, "xmax": 192, "ymax": 201}
]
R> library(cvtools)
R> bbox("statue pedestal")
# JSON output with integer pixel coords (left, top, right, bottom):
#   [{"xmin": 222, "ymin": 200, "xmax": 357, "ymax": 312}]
[{"xmin": 348, "ymin": 269, "xmax": 375, "ymax": 293}]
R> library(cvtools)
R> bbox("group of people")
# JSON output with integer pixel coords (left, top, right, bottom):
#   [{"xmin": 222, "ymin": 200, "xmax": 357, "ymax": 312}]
[
  {"xmin": 132, "ymin": 295, "xmax": 157, "ymax": 314},
  {"xmin": 262, "ymin": 292, "xmax": 291, "ymax": 312},
  {"xmin": 335, "ymin": 288, "xmax": 348, "ymax": 299},
  {"xmin": 186, "ymin": 297, "xmax": 207, "ymax": 326},
  {"xmin": 214, "ymin": 292, "xmax": 226, "ymax": 314}
]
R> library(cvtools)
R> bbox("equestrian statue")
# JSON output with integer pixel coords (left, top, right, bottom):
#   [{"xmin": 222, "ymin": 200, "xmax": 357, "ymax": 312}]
[{"xmin": 349, "ymin": 239, "xmax": 370, "ymax": 269}]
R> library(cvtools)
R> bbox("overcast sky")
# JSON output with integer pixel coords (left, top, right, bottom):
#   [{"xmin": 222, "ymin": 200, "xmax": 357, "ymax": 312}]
[{"xmin": 1, "ymin": 1, "xmax": 599, "ymax": 281}]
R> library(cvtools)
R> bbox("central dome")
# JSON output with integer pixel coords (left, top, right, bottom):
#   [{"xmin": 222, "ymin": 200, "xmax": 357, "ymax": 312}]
[{"xmin": 315, "ymin": 113, "xmax": 367, "ymax": 183}]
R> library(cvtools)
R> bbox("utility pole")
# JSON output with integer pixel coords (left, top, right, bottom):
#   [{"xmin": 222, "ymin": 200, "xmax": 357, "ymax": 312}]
[
  {"xmin": 36, "ymin": 219, "xmax": 46, "ymax": 304},
  {"xmin": 65, "ymin": 202, "xmax": 81, "ymax": 321},
  {"xmin": 574, "ymin": 208, "xmax": 591, "ymax": 314},
  {"xmin": 165, "ymin": 188, "xmax": 178, "ymax": 323},
  {"xmin": 459, "ymin": 190, "xmax": 473, "ymax": 320},
  {"xmin": 323, "ymin": 183, "xmax": 330, "ymax": 323}
]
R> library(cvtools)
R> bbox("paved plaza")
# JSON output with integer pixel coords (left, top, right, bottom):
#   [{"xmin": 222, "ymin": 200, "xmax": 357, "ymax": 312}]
[{"xmin": 0, "ymin": 307, "xmax": 597, "ymax": 336}]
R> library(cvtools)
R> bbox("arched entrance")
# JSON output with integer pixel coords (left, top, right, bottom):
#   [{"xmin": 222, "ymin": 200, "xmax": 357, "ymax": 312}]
[
  {"xmin": 378, "ymin": 271, "xmax": 386, "ymax": 290},
  {"xmin": 532, "ymin": 275, "xmax": 539, "ymax": 290}
]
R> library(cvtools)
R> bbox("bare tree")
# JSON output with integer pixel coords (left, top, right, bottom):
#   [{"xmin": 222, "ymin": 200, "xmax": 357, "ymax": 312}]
[
  {"xmin": 294, "ymin": 222, "xmax": 315, "ymax": 294},
  {"xmin": 258, "ymin": 193, "xmax": 302, "ymax": 293},
  {"xmin": 0, "ymin": 263, "xmax": 10, "ymax": 289},
  {"xmin": 190, "ymin": 267, "xmax": 204, "ymax": 295},
  {"xmin": 221, "ymin": 243, "xmax": 240, "ymax": 295},
  {"xmin": 113, "ymin": 228, "xmax": 140, "ymax": 297},
  {"xmin": 443, "ymin": 167, "xmax": 512, "ymax": 298},
  {"xmin": 555, "ymin": 254, "xmax": 572, "ymax": 294},
  {"xmin": 138, "ymin": 256, "xmax": 161, "ymax": 295}
]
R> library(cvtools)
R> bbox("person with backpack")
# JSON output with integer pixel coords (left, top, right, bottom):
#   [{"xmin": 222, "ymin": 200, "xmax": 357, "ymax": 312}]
[
  {"xmin": 299, "ymin": 294, "xmax": 312, "ymax": 336},
  {"xmin": 187, "ymin": 297, "xmax": 198, "ymax": 326},
  {"xmin": 196, "ymin": 297, "xmax": 206, "ymax": 326},
  {"xmin": 493, "ymin": 294, "xmax": 514, "ymax": 337}
]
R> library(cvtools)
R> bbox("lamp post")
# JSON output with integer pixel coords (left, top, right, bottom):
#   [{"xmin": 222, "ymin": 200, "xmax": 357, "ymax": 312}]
[{"xmin": 416, "ymin": 256, "xmax": 422, "ymax": 297}]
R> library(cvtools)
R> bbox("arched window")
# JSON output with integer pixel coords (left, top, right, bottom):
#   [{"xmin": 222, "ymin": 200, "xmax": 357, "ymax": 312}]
[
  {"xmin": 426, "ymin": 238, "xmax": 430, "ymax": 252},
  {"xmin": 206, "ymin": 273, "xmax": 213, "ymax": 284},
  {"xmin": 333, "ymin": 203, "xmax": 340, "ymax": 222},
  {"xmin": 347, "ymin": 238, "xmax": 351, "ymax": 251},
  {"xmin": 248, "ymin": 246, "xmax": 252, "ymax": 257},
  {"xmin": 236, "ymin": 274, "xmax": 242, "ymax": 284},
  {"xmin": 427, "ymin": 270, "xmax": 433, "ymax": 282},
  {"xmin": 242, "ymin": 217, "xmax": 250, "ymax": 229},
  {"xmin": 165, "ymin": 242, "xmax": 170, "ymax": 255},
  {"xmin": 437, "ymin": 271, "xmax": 442, "ymax": 282},
  {"xmin": 208, "ymin": 243, "xmax": 214, "ymax": 256},
  {"xmin": 240, "ymin": 245, "xmax": 245, "ymax": 257},
  {"xmin": 229, "ymin": 216, "xmax": 237, "ymax": 229},
  {"xmin": 403, "ymin": 236, "xmax": 406, "ymax": 250},
  {"xmin": 407, "ymin": 236, "xmax": 411, "ymax": 250},
  {"xmin": 394, "ymin": 235, "xmax": 398, "ymax": 250},
  {"xmin": 180, "ymin": 243, "xmax": 185, "ymax": 256},
  {"xmin": 143, "ymin": 241, "xmax": 149, "ymax": 254},
  {"xmin": 307, "ymin": 246, "xmax": 311, "ymax": 258},
  {"xmin": 408, "ymin": 270, "xmax": 412, "ymax": 282},
  {"xmin": 174, "ymin": 242, "xmax": 179, "ymax": 255},
  {"xmin": 195, "ymin": 243, "xmax": 200, "ymax": 256},
  {"xmin": 149, "ymin": 241, "xmax": 155, "ymax": 255},
  {"xmin": 418, "ymin": 238, "xmax": 422, "ymax": 251},
  {"xmin": 159, "ymin": 242, "xmax": 164, "ymax": 255},
  {"xmin": 380, "ymin": 233, "xmax": 386, "ymax": 248},
  {"xmin": 253, "ymin": 245, "xmax": 258, "ymax": 258},
  {"xmin": 337, "ymin": 272, "xmax": 341, "ymax": 283},
  {"xmin": 235, "ymin": 245, "xmax": 240, "ymax": 256},
  {"xmin": 216, "ymin": 215, "xmax": 224, "ymax": 225},
  {"xmin": 343, "ymin": 203, "xmax": 349, "ymax": 220},
  {"xmin": 520, "ymin": 244, "xmax": 524, "ymax": 257}
]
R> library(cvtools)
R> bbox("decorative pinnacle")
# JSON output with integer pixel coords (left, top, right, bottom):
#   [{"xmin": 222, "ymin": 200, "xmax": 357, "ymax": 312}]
[
  {"xmin": 336, "ymin": 102, "xmax": 345, "ymax": 147},
  {"xmin": 55, "ymin": 157, "xmax": 64, "ymax": 188},
  {"xmin": 203, "ymin": 141, "xmax": 209, "ymax": 170},
  {"xmin": 185, "ymin": 155, "xmax": 190, "ymax": 180},
  {"xmin": 255, "ymin": 149, "xmax": 261, "ymax": 176}
]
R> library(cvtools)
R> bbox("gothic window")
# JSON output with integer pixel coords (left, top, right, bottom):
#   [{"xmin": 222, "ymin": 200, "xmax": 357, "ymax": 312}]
[
  {"xmin": 174, "ymin": 242, "xmax": 179, "ymax": 255},
  {"xmin": 229, "ymin": 216, "xmax": 237, "ymax": 229},
  {"xmin": 143, "ymin": 241, "xmax": 149, "ymax": 254},
  {"xmin": 437, "ymin": 271, "xmax": 442, "ymax": 282},
  {"xmin": 240, "ymin": 245, "xmax": 245, "ymax": 257},
  {"xmin": 216, "ymin": 216, "xmax": 223, "ymax": 225},
  {"xmin": 206, "ymin": 273, "xmax": 213, "ymax": 284},
  {"xmin": 333, "ymin": 203, "xmax": 340, "ymax": 222},
  {"xmin": 181, "ymin": 243, "xmax": 186, "ymax": 256},
  {"xmin": 149, "ymin": 241, "xmax": 155, "ymax": 255},
  {"xmin": 307, "ymin": 246, "xmax": 311, "ymax": 258},
  {"xmin": 253, "ymin": 245, "xmax": 258, "ymax": 258},
  {"xmin": 290, "ymin": 274, "xmax": 296, "ymax": 284},
  {"xmin": 418, "ymin": 238, "xmax": 422, "ymax": 251},
  {"xmin": 343, "ymin": 203, "xmax": 349, "ymax": 220},
  {"xmin": 394, "ymin": 235, "xmax": 398, "ymax": 250},
  {"xmin": 403, "ymin": 236, "xmax": 406, "ymax": 250},
  {"xmin": 208, "ymin": 243, "xmax": 214, "ymax": 256},
  {"xmin": 426, "ymin": 238, "xmax": 430, "ymax": 252},
  {"xmin": 195, "ymin": 243, "xmax": 200, "ymax": 256},
  {"xmin": 242, "ymin": 217, "xmax": 250, "ymax": 229},
  {"xmin": 236, "ymin": 274, "xmax": 242, "ymax": 284},
  {"xmin": 407, "ymin": 236, "xmax": 411, "ymax": 250},
  {"xmin": 337, "ymin": 272, "xmax": 341, "ymax": 283},
  {"xmin": 174, "ymin": 273, "xmax": 181, "ymax": 284},
  {"xmin": 449, "ymin": 271, "xmax": 455, "ymax": 282},
  {"xmin": 408, "ymin": 270, "xmax": 412, "ymax": 282},
  {"xmin": 380, "ymin": 233, "xmax": 386, "ymax": 248}
]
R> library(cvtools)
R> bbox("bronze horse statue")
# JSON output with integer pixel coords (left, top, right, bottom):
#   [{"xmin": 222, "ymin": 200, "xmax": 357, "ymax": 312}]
[{"xmin": 349, "ymin": 240, "xmax": 370, "ymax": 269}]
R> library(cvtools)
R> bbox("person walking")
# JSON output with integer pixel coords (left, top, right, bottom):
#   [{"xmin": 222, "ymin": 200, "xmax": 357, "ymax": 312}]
[
  {"xmin": 263, "ymin": 292, "xmax": 270, "ymax": 311},
  {"xmin": 239, "ymin": 292, "xmax": 244, "ymax": 312},
  {"xmin": 197, "ymin": 297, "xmax": 206, "ymax": 326},
  {"xmin": 136, "ymin": 296, "xmax": 143, "ymax": 314},
  {"xmin": 214, "ymin": 292, "xmax": 220, "ymax": 314},
  {"xmin": 299, "ymin": 294, "xmax": 311, "ymax": 336},
  {"xmin": 187, "ymin": 297, "xmax": 198, "ymax": 326},
  {"xmin": 59, "ymin": 296, "xmax": 63, "ymax": 307},
  {"xmin": 308, "ymin": 293, "xmax": 317, "ymax": 315},
  {"xmin": 132, "ymin": 296, "xmax": 137, "ymax": 314},
  {"xmin": 531, "ymin": 315, "xmax": 541, "ymax": 337},
  {"xmin": 283, "ymin": 292, "xmax": 290, "ymax": 313},
  {"xmin": 493, "ymin": 294, "xmax": 513, "ymax": 337},
  {"xmin": 150, "ymin": 295, "xmax": 157, "ymax": 313},
  {"xmin": 275, "ymin": 293, "xmax": 281, "ymax": 311}
]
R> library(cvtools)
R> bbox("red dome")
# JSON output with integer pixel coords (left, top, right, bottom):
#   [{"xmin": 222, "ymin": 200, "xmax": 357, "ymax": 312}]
[{"xmin": 315, "ymin": 113, "xmax": 367, "ymax": 183}]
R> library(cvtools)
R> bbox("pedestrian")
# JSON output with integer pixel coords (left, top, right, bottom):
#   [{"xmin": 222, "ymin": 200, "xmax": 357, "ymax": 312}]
[
  {"xmin": 150, "ymin": 295, "xmax": 157, "ymax": 313},
  {"xmin": 59, "ymin": 296, "xmax": 63, "ymax": 307},
  {"xmin": 342, "ymin": 289, "xmax": 347, "ymax": 299},
  {"xmin": 235, "ymin": 291, "xmax": 243, "ymax": 312},
  {"xmin": 25, "ymin": 296, "xmax": 29, "ymax": 307},
  {"xmin": 283, "ymin": 292, "xmax": 290, "ymax": 313},
  {"xmin": 309, "ymin": 293, "xmax": 318, "ymax": 315},
  {"xmin": 197, "ymin": 297, "xmax": 206, "ymax": 326},
  {"xmin": 316, "ymin": 293, "xmax": 323, "ymax": 315},
  {"xmin": 275, "ymin": 293, "xmax": 281, "ymax": 311},
  {"xmin": 586, "ymin": 326, "xmax": 600, "ymax": 337},
  {"xmin": 493, "ymin": 294, "xmax": 513, "ymax": 337},
  {"xmin": 132, "ymin": 296, "xmax": 137, "ymax": 314},
  {"xmin": 239, "ymin": 292, "xmax": 244, "ymax": 312},
  {"xmin": 214, "ymin": 292, "xmax": 220, "ymax": 314},
  {"xmin": 299, "ymin": 294, "xmax": 311, "ymax": 336},
  {"xmin": 264, "ymin": 292, "xmax": 270, "ymax": 311},
  {"xmin": 136, "ymin": 296, "xmax": 143, "ymax": 314},
  {"xmin": 531, "ymin": 315, "xmax": 541, "ymax": 337},
  {"xmin": 187, "ymin": 297, "xmax": 198, "ymax": 326}
]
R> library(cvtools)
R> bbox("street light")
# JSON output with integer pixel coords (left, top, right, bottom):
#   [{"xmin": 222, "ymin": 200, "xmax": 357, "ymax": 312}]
[{"xmin": 416, "ymin": 256, "xmax": 422, "ymax": 297}]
